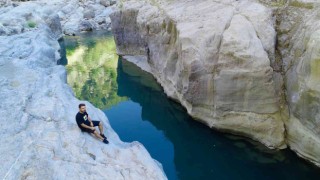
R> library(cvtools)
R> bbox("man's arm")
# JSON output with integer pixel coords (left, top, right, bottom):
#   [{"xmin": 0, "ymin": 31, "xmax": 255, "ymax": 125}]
[
  {"xmin": 81, "ymin": 123, "xmax": 94, "ymax": 130},
  {"xmin": 88, "ymin": 115, "xmax": 94, "ymax": 126},
  {"xmin": 88, "ymin": 115, "xmax": 93, "ymax": 122}
]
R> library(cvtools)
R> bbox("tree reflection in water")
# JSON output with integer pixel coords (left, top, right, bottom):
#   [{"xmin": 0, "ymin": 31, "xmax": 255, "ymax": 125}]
[{"xmin": 65, "ymin": 31, "xmax": 127, "ymax": 109}]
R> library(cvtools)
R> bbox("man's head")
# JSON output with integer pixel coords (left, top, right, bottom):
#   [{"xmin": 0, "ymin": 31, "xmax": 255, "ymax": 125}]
[{"xmin": 79, "ymin": 103, "xmax": 86, "ymax": 113}]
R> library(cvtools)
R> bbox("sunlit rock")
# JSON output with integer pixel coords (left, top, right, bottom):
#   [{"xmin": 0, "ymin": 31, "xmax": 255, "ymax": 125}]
[
  {"xmin": 110, "ymin": 0, "xmax": 320, "ymax": 166},
  {"xmin": 110, "ymin": 0, "xmax": 286, "ymax": 149},
  {"xmin": 0, "ymin": 0, "xmax": 167, "ymax": 179},
  {"xmin": 277, "ymin": 2, "xmax": 320, "ymax": 166}
]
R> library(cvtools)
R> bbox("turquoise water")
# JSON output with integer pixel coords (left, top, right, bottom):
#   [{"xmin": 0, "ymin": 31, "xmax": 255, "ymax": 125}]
[{"xmin": 65, "ymin": 31, "xmax": 320, "ymax": 180}]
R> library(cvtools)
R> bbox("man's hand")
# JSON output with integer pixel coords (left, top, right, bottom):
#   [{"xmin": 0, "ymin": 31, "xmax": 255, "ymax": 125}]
[
  {"xmin": 80, "ymin": 123, "xmax": 95, "ymax": 131},
  {"xmin": 90, "ymin": 122, "xmax": 93, "ymax": 127}
]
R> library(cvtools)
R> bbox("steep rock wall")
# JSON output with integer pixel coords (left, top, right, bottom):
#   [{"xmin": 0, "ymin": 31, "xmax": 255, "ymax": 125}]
[
  {"xmin": 110, "ymin": 0, "xmax": 320, "ymax": 166},
  {"xmin": 111, "ymin": 0, "xmax": 286, "ymax": 149},
  {"xmin": 276, "ymin": 0, "xmax": 320, "ymax": 166}
]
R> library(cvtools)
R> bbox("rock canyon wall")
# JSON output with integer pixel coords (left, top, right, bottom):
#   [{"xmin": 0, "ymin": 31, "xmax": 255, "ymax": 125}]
[{"xmin": 110, "ymin": 0, "xmax": 320, "ymax": 166}]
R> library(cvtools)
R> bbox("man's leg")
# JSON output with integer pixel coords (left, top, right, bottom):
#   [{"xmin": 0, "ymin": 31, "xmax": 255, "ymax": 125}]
[
  {"xmin": 82, "ymin": 127, "xmax": 105, "ymax": 141},
  {"xmin": 92, "ymin": 121, "xmax": 106, "ymax": 139},
  {"xmin": 92, "ymin": 130, "xmax": 104, "ymax": 141},
  {"xmin": 98, "ymin": 121, "xmax": 104, "ymax": 134}
]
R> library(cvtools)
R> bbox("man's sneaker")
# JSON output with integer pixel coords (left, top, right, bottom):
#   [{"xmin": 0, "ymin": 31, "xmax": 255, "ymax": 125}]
[
  {"xmin": 103, "ymin": 138, "xmax": 109, "ymax": 144},
  {"xmin": 100, "ymin": 134, "xmax": 107, "ymax": 139}
]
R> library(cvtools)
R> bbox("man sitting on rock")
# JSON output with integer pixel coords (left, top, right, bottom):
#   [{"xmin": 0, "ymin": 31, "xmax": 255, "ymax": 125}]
[{"xmin": 76, "ymin": 103, "xmax": 109, "ymax": 144}]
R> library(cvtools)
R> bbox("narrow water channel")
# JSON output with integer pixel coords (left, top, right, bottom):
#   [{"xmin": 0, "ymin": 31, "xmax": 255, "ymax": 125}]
[{"xmin": 64, "ymin": 31, "xmax": 320, "ymax": 180}]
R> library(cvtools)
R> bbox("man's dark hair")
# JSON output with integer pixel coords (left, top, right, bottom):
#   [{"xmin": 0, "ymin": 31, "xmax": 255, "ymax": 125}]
[{"xmin": 79, "ymin": 103, "xmax": 86, "ymax": 108}]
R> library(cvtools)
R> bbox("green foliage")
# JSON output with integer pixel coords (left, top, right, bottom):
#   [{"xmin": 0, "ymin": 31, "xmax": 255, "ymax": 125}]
[
  {"xmin": 64, "ymin": 37, "xmax": 80, "ymax": 56},
  {"xmin": 66, "ymin": 49, "xmax": 76, "ymax": 56},
  {"xmin": 119, "ymin": 0, "xmax": 123, "ymax": 9},
  {"xmin": 65, "ymin": 32, "xmax": 127, "ymax": 109},
  {"xmin": 271, "ymin": 0, "xmax": 286, "ymax": 6},
  {"xmin": 289, "ymin": 1, "xmax": 313, "ymax": 9},
  {"xmin": 27, "ymin": 21, "xmax": 36, "ymax": 28}
]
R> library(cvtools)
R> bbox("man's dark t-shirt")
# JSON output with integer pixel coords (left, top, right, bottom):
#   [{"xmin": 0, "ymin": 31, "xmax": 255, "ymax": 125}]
[{"xmin": 76, "ymin": 112, "xmax": 89, "ymax": 131}]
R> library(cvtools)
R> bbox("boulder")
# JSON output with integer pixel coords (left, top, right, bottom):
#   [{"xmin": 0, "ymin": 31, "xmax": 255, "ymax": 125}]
[
  {"xmin": 110, "ymin": 0, "xmax": 116, "ymax": 5},
  {"xmin": 79, "ymin": 19, "xmax": 95, "ymax": 31},
  {"xmin": 100, "ymin": 0, "xmax": 110, "ymax": 7},
  {"xmin": 83, "ymin": 9, "xmax": 95, "ymax": 19},
  {"xmin": 63, "ymin": 20, "xmax": 80, "ymax": 35},
  {"xmin": 46, "ymin": 14, "xmax": 62, "ymax": 39}
]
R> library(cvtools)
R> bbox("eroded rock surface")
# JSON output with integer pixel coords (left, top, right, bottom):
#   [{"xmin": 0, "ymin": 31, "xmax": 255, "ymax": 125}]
[
  {"xmin": 0, "ymin": 0, "xmax": 116, "ymax": 36},
  {"xmin": 0, "ymin": 1, "xmax": 167, "ymax": 179},
  {"xmin": 111, "ymin": 0, "xmax": 286, "ymax": 149},
  {"xmin": 276, "ymin": 1, "xmax": 320, "ymax": 166},
  {"xmin": 110, "ymin": 0, "xmax": 320, "ymax": 166}
]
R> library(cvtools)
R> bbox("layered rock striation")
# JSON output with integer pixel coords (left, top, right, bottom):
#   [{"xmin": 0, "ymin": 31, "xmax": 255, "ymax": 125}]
[
  {"xmin": 0, "ymin": 0, "xmax": 167, "ymax": 179},
  {"xmin": 111, "ymin": 0, "xmax": 286, "ymax": 149},
  {"xmin": 276, "ymin": 0, "xmax": 320, "ymax": 166},
  {"xmin": 110, "ymin": 0, "xmax": 320, "ymax": 166}
]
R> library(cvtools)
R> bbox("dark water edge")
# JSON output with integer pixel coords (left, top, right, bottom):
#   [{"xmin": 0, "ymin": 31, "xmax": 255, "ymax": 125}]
[
  {"xmin": 57, "ymin": 37, "xmax": 68, "ymax": 65},
  {"xmin": 106, "ymin": 58, "xmax": 320, "ymax": 180},
  {"xmin": 64, "ymin": 30, "xmax": 320, "ymax": 180}
]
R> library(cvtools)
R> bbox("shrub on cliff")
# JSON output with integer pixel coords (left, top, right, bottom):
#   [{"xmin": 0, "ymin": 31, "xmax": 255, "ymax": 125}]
[{"xmin": 27, "ymin": 20, "xmax": 36, "ymax": 28}]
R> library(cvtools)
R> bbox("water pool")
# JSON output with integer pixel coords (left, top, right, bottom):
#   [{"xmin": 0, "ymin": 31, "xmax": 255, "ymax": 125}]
[{"xmin": 65, "ymin": 31, "xmax": 320, "ymax": 180}]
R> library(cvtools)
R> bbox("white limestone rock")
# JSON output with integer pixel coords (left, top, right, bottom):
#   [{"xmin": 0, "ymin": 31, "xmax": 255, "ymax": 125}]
[
  {"xmin": 110, "ymin": 0, "xmax": 286, "ymax": 149},
  {"xmin": 277, "ymin": 2, "xmax": 320, "ymax": 166},
  {"xmin": 0, "ymin": 1, "xmax": 167, "ymax": 179},
  {"xmin": 0, "ymin": 0, "xmax": 117, "ymax": 36},
  {"xmin": 100, "ymin": 0, "xmax": 111, "ymax": 7},
  {"xmin": 110, "ymin": 0, "xmax": 320, "ymax": 166},
  {"xmin": 79, "ymin": 19, "xmax": 96, "ymax": 31},
  {"xmin": 0, "ymin": 24, "xmax": 167, "ymax": 180},
  {"xmin": 83, "ymin": 9, "xmax": 95, "ymax": 19}
]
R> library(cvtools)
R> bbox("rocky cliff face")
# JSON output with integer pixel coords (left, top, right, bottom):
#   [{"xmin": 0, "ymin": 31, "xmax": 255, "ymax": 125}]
[
  {"xmin": 0, "ymin": 1, "xmax": 167, "ymax": 179},
  {"xmin": 276, "ymin": 1, "xmax": 320, "ymax": 166},
  {"xmin": 110, "ymin": 0, "xmax": 320, "ymax": 166},
  {"xmin": 0, "ymin": 0, "xmax": 116, "ymax": 36},
  {"xmin": 111, "ymin": 0, "xmax": 286, "ymax": 149}
]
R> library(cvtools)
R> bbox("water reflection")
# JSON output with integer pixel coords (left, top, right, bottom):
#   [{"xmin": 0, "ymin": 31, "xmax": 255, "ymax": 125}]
[{"xmin": 65, "ymin": 31, "xmax": 127, "ymax": 109}]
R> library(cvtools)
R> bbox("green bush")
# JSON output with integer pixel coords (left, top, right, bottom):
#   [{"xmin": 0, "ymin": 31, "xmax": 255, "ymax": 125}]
[
  {"xmin": 27, "ymin": 21, "xmax": 36, "ymax": 28},
  {"xmin": 289, "ymin": 1, "xmax": 313, "ymax": 9}
]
